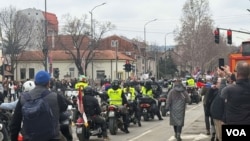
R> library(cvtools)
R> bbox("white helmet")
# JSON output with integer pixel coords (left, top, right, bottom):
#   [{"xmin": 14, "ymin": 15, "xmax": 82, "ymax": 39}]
[{"xmin": 23, "ymin": 81, "xmax": 36, "ymax": 92}]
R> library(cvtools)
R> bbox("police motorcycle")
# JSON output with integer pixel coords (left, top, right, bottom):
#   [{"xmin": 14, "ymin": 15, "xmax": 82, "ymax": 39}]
[
  {"xmin": 106, "ymin": 100, "xmax": 124, "ymax": 135},
  {"xmin": 158, "ymin": 93, "xmax": 168, "ymax": 117},
  {"xmin": 186, "ymin": 86, "xmax": 200, "ymax": 104},
  {"xmin": 123, "ymin": 81, "xmax": 141, "ymax": 127},
  {"xmin": 158, "ymin": 80, "xmax": 169, "ymax": 117},
  {"xmin": 75, "ymin": 89, "xmax": 106, "ymax": 141},
  {"xmin": 124, "ymin": 91, "xmax": 141, "ymax": 127},
  {"xmin": 138, "ymin": 95, "xmax": 156, "ymax": 121}
]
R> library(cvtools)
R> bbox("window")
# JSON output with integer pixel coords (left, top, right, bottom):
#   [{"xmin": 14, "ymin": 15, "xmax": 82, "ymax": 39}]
[
  {"xmin": 69, "ymin": 68, "xmax": 74, "ymax": 78},
  {"xmin": 29, "ymin": 68, "xmax": 35, "ymax": 79},
  {"xmin": 20, "ymin": 68, "xmax": 26, "ymax": 80},
  {"xmin": 117, "ymin": 72, "xmax": 123, "ymax": 80},
  {"xmin": 96, "ymin": 70, "xmax": 105, "ymax": 79}
]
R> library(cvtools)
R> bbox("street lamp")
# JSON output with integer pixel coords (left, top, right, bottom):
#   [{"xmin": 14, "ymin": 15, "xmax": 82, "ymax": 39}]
[
  {"xmin": 164, "ymin": 32, "xmax": 173, "ymax": 76},
  {"xmin": 89, "ymin": 2, "xmax": 106, "ymax": 38},
  {"xmin": 89, "ymin": 2, "xmax": 106, "ymax": 82},
  {"xmin": 143, "ymin": 18, "xmax": 157, "ymax": 73}
]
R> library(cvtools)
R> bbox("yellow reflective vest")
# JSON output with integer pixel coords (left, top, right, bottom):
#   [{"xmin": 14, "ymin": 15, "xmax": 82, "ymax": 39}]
[
  {"xmin": 187, "ymin": 78, "xmax": 195, "ymax": 87},
  {"xmin": 123, "ymin": 87, "xmax": 136, "ymax": 101},
  {"xmin": 75, "ymin": 82, "xmax": 88, "ymax": 90},
  {"xmin": 141, "ymin": 87, "xmax": 153, "ymax": 98},
  {"xmin": 107, "ymin": 88, "xmax": 123, "ymax": 106}
]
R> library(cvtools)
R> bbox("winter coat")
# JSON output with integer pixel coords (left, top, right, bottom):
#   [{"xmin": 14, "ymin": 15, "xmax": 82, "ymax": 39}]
[
  {"xmin": 210, "ymin": 78, "xmax": 227, "ymax": 120},
  {"xmin": 167, "ymin": 83, "xmax": 190, "ymax": 126},
  {"xmin": 221, "ymin": 79, "xmax": 250, "ymax": 124}
]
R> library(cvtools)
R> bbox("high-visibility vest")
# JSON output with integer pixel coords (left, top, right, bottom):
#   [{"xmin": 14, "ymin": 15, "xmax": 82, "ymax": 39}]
[
  {"xmin": 141, "ymin": 88, "xmax": 153, "ymax": 98},
  {"xmin": 75, "ymin": 82, "xmax": 88, "ymax": 90},
  {"xmin": 187, "ymin": 79, "xmax": 195, "ymax": 87},
  {"xmin": 107, "ymin": 88, "xmax": 123, "ymax": 106},
  {"xmin": 123, "ymin": 87, "xmax": 136, "ymax": 101}
]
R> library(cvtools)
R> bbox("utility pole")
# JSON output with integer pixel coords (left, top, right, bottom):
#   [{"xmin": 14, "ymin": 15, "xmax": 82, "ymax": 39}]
[{"xmin": 43, "ymin": 0, "xmax": 48, "ymax": 72}]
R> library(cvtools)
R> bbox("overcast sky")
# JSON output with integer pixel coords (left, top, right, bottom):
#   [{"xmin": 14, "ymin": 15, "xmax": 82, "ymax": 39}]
[{"xmin": 1, "ymin": 0, "xmax": 250, "ymax": 46}]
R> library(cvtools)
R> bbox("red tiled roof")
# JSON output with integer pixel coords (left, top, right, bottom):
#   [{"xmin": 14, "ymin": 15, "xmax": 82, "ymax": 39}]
[
  {"xmin": 18, "ymin": 50, "xmax": 134, "ymax": 61},
  {"xmin": 42, "ymin": 12, "xmax": 58, "ymax": 31}
]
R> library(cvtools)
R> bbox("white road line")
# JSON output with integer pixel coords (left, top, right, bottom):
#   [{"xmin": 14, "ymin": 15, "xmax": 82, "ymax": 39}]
[
  {"xmin": 168, "ymin": 134, "xmax": 209, "ymax": 141},
  {"xmin": 128, "ymin": 130, "xmax": 152, "ymax": 141}
]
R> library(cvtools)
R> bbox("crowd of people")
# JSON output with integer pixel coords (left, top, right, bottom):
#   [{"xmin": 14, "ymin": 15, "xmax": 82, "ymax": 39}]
[
  {"xmin": 0, "ymin": 60, "xmax": 249, "ymax": 141},
  {"xmin": 198, "ymin": 61, "xmax": 250, "ymax": 141}
]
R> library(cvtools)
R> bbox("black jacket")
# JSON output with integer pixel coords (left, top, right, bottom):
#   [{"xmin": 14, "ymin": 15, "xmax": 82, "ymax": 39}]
[
  {"xmin": 221, "ymin": 79, "xmax": 250, "ymax": 124},
  {"xmin": 83, "ymin": 95, "xmax": 101, "ymax": 117},
  {"xmin": 10, "ymin": 86, "xmax": 68, "ymax": 141},
  {"xmin": 210, "ymin": 79, "xmax": 227, "ymax": 120},
  {"xmin": 204, "ymin": 88, "xmax": 218, "ymax": 117}
]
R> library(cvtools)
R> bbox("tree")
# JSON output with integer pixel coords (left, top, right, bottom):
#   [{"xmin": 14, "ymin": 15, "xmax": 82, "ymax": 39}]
[
  {"xmin": 0, "ymin": 6, "xmax": 34, "ymax": 74},
  {"xmin": 158, "ymin": 55, "xmax": 178, "ymax": 79},
  {"xmin": 58, "ymin": 14, "xmax": 115, "ymax": 75},
  {"xmin": 174, "ymin": 0, "xmax": 234, "ymax": 74}
]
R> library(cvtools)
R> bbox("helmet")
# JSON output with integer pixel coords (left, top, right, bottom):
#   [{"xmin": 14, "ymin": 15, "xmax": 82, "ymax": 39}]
[
  {"xmin": 123, "ymin": 81, "xmax": 130, "ymax": 87},
  {"xmin": 111, "ymin": 79, "xmax": 120, "ymax": 90},
  {"xmin": 78, "ymin": 75, "xmax": 87, "ymax": 82},
  {"xmin": 144, "ymin": 79, "xmax": 152, "ymax": 87},
  {"xmin": 139, "ymin": 80, "xmax": 145, "ymax": 86},
  {"xmin": 83, "ymin": 86, "xmax": 94, "ymax": 96},
  {"xmin": 23, "ymin": 81, "xmax": 36, "ymax": 92}
]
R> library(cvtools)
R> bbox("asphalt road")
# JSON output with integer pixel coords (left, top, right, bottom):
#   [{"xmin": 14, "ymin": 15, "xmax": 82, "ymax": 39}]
[{"xmin": 71, "ymin": 103, "xmax": 211, "ymax": 141}]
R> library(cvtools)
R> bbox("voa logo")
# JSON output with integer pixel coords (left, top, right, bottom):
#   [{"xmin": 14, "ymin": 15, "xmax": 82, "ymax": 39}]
[{"xmin": 226, "ymin": 129, "xmax": 246, "ymax": 136}]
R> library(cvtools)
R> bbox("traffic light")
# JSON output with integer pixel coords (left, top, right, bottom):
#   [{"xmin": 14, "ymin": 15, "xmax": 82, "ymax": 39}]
[
  {"xmin": 214, "ymin": 28, "xmax": 220, "ymax": 44},
  {"xmin": 123, "ymin": 63, "xmax": 132, "ymax": 72},
  {"xmin": 53, "ymin": 68, "xmax": 59, "ymax": 78},
  {"xmin": 227, "ymin": 29, "xmax": 232, "ymax": 45}
]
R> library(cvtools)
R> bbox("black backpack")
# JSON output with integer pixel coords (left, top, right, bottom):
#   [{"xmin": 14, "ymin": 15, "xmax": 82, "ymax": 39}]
[{"xmin": 22, "ymin": 90, "xmax": 58, "ymax": 141}]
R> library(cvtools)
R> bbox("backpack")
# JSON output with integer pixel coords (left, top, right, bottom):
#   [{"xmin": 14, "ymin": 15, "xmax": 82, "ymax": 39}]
[{"xmin": 22, "ymin": 90, "xmax": 58, "ymax": 141}]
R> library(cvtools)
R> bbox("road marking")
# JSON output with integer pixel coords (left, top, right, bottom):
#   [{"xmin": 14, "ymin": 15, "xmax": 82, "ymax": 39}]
[
  {"xmin": 128, "ymin": 130, "xmax": 152, "ymax": 141},
  {"xmin": 168, "ymin": 133, "xmax": 209, "ymax": 141}
]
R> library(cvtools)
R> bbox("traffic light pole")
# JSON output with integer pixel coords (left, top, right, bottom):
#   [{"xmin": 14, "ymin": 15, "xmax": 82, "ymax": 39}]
[{"xmin": 217, "ymin": 28, "xmax": 250, "ymax": 35}]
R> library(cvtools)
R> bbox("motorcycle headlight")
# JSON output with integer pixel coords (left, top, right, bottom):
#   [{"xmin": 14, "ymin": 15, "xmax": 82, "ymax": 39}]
[{"xmin": 0, "ymin": 123, "xmax": 3, "ymax": 130}]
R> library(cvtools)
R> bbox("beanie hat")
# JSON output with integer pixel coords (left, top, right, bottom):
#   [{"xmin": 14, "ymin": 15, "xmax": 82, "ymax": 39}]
[{"xmin": 35, "ymin": 70, "xmax": 50, "ymax": 85}]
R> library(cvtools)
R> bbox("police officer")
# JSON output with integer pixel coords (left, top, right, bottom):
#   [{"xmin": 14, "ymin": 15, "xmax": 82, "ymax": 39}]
[
  {"xmin": 82, "ymin": 86, "xmax": 109, "ymax": 140},
  {"xmin": 186, "ymin": 76, "xmax": 195, "ymax": 87},
  {"xmin": 150, "ymin": 77, "xmax": 162, "ymax": 97},
  {"xmin": 141, "ymin": 79, "xmax": 163, "ymax": 120},
  {"xmin": 106, "ymin": 79, "xmax": 130, "ymax": 133},
  {"xmin": 75, "ymin": 75, "xmax": 89, "ymax": 90},
  {"xmin": 123, "ymin": 81, "xmax": 141, "ymax": 127}
]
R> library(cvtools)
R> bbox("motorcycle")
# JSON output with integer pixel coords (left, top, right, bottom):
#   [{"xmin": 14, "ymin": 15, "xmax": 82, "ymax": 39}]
[
  {"xmin": 76, "ymin": 115, "xmax": 105, "ymax": 141},
  {"xmin": 139, "ymin": 96, "xmax": 156, "ymax": 121},
  {"xmin": 158, "ymin": 94, "xmax": 168, "ymax": 117},
  {"xmin": 125, "ymin": 92, "xmax": 140, "ymax": 127},
  {"xmin": 186, "ymin": 86, "xmax": 200, "ymax": 104},
  {"xmin": 107, "ymin": 105, "xmax": 124, "ymax": 135}
]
